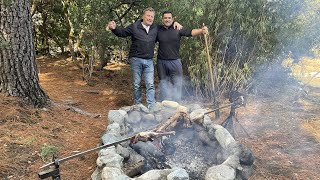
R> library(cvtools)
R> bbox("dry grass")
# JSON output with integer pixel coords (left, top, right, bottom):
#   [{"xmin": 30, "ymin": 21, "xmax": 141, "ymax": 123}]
[{"xmin": 283, "ymin": 55, "xmax": 320, "ymax": 142}]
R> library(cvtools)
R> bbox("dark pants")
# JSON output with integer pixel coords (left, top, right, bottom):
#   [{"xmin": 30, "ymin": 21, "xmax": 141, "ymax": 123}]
[{"xmin": 157, "ymin": 59, "xmax": 183, "ymax": 102}]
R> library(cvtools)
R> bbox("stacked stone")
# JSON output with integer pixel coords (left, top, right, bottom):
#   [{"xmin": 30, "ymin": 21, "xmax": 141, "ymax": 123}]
[{"xmin": 91, "ymin": 100, "xmax": 254, "ymax": 180}]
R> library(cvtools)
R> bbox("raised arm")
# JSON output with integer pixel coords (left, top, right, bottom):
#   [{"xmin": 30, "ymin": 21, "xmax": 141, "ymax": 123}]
[
  {"xmin": 173, "ymin": 21, "xmax": 183, "ymax": 30},
  {"xmin": 106, "ymin": 20, "xmax": 133, "ymax": 37},
  {"xmin": 191, "ymin": 25, "xmax": 208, "ymax": 36}
]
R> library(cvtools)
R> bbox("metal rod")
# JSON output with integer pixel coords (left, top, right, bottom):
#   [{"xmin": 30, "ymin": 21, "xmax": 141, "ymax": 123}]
[
  {"xmin": 203, "ymin": 102, "xmax": 234, "ymax": 115},
  {"xmin": 204, "ymin": 96, "xmax": 245, "ymax": 115},
  {"xmin": 40, "ymin": 136, "xmax": 133, "ymax": 169},
  {"xmin": 234, "ymin": 116, "xmax": 250, "ymax": 137}
]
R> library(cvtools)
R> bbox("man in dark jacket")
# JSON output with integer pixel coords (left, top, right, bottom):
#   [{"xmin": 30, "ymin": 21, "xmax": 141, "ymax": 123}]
[
  {"xmin": 107, "ymin": 7, "xmax": 158, "ymax": 110},
  {"xmin": 156, "ymin": 11, "xmax": 208, "ymax": 102}
]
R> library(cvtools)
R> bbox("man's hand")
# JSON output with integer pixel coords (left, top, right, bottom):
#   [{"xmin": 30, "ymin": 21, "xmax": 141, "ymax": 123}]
[
  {"xmin": 191, "ymin": 25, "xmax": 209, "ymax": 37},
  {"xmin": 173, "ymin": 22, "xmax": 183, "ymax": 30},
  {"xmin": 106, "ymin": 21, "xmax": 116, "ymax": 30},
  {"xmin": 202, "ymin": 26, "xmax": 208, "ymax": 34}
]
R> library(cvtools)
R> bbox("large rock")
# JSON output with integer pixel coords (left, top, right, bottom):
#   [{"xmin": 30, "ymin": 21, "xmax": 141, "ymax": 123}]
[
  {"xmin": 213, "ymin": 125, "xmax": 236, "ymax": 149},
  {"xmin": 108, "ymin": 110, "xmax": 128, "ymax": 133},
  {"xmin": 91, "ymin": 167, "xmax": 102, "ymax": 180},
  {"xmin": 238, "ymin": 144, "xmax": 255, "ymax": 166},
  {"xmin": 135, "ymin": 169, "xmax": 174, "ymax": 180},
  {"xmin": 187, "ymin": 104, "xmax": 202, "ymax": 112},
  {"xmin": 122, "ymin": 147, "xmax": 145, "ymax": 177},
  {"xmin": 141, "ymin": 113, "xmax": 156, "ymax": 123},
  {"xmin": 167, "ymin": 168, "xmax": 189, "ymax": 180},
  {"xmin": 205, "ymin": 164, "xmax": 236, "ymax": 180},
  {"xmin": 101, "ymin": 167, "xmax": 129, "ymax": 180},
  {"xmin": 127, "ymin": 111, "xmax": 142, "ymax": 124},
  {"xmin": 101, "ymin": 133, "xmax": 121, "ymax": 145},
  {"xmin": 116, "ymin": 145, "xmax": 131, "ymax": 160},
  {"xmin": 107, "ymin": 123, "xmax": 121, "ymax": 136},
  {"xmin": 190, "ymin": 109, "xmax": 207, "ymax": 120},
  {"xmin": 203, "ymin": 115, "xmax": 212, "ymax": 128},
  {"xmin": 133, "ymin": 104, "xmax": 149, "ymax": 113},
  {"xmin": 236, "ymin": 165, "xmax": 253, "ymax": 180},
  {"xmin": 97, "ymin": 148, "xmax": 124, "ymax": 169},
  {"xmin": 162, "ymin": 100, "xmax": 179, "ymax": 109},
  {"xmin": 119, "ymin": 106, "xmax": 134, "ymax": 113}
]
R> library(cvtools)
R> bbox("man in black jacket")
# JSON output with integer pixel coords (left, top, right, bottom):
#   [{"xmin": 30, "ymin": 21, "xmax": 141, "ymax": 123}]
[
  {"xmin": 156, "ymin": 11, "xmax": 208, "ymax": 102},
  {"xmin": 107, "ymin": 7, "xmax": 158, "ymax": 110}
]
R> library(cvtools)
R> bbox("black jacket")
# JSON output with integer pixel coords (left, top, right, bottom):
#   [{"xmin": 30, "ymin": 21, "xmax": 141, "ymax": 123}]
[{"xmin": 111, "ymin": 20, "xmax": 158, "ymax": 59}]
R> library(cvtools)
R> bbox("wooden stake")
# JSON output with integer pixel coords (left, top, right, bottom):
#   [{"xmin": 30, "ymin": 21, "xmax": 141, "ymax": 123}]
[
  {"xmin": 203, "ymin": 24, "xmax": 220, "ymax": 118},
  {"xmin": 203, "ymin": 24, "xmax": 215, "ymax": 95}
]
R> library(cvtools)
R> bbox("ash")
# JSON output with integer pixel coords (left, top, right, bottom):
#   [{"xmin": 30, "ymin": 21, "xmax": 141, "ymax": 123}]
[{"xmin": 164, "ymin": 127, "xmax": 222, "ymax": 180}]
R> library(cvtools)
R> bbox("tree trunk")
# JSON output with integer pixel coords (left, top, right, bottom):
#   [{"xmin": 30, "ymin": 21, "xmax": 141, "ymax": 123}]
[{"xmin": 0, "ymin": 0, "xmax": 48, "ymax": 107}]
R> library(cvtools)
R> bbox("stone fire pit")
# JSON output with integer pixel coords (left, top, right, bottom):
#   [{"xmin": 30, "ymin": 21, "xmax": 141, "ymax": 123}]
[{"xmin": 91, "ymin": 101, "xmax": 254, "ymax": 180}]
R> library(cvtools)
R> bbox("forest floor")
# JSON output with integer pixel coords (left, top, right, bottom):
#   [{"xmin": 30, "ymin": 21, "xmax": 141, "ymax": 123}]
[{"xmin": 0, "ymin": 55, "xmax": 319, "ymax": 180}]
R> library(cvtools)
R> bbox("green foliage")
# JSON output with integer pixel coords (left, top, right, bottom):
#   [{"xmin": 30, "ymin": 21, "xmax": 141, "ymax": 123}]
[
  {"xmin": 2, "ymin": 0, "xmax": 13, "ymax": 7},
  {"xmin": 0, "ymin": 32, "xmax": 10, "ymax": 49},
  {"xmin": 40, "ymin": 144, "xmax": 59, "ymax": 161},
  {"xmin": 154, "ymin": 0, "xmax": 279, "ymax": 100},
  {"xmin": 154, "ymin": 0, "xmax": 320, "ymax": 101},
  {"xmin": 0, "ymin": 37, "xmax": 7, "ymax": 49},
  {"xmin": 29, "ymin": 0, "xmax": 320, "ymax": 101},
  {"xmin": 277, "ymin": 0, "xmax": 320, "ymax": 57},
  {"xmin": 32, "ymin": 0, "xmax": 68, "ymax": 54}
]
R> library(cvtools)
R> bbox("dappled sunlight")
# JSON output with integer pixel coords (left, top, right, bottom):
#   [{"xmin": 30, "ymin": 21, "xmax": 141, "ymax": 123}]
[
  {"xmin": 74, "ymin": 80, "xmax": 89, "ymax": 86},
  {"xmin": 104, "ymin": 62, "xmax": 128, "ymax": 71},
  {"xmin": 282, "ymin": 55, "xmax": 320, "ymax": 87},
  {"xmin": 38, "ymin": 72, "xmax": 57, "ymax": 81},
  {"xmin": 296, "ymin": 98, "xmax": 315, "ymax": 109},
  {"xmin": 301, "ymin": 120, "xmax": 320, "ymax": 142},
  {"xmin": 36, "ymin": 55, "xmax": 133, "ymax": 114},
  {"xmin": 279, "ymin": 55, "xmax": 320, "ymax": 155},
  {"xmin": 290, "ymin": 57, "xmax": 320, "ymax": 87}
]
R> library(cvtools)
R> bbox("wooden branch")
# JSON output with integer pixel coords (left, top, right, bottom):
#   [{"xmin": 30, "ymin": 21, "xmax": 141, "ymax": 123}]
[
  {"xmin": 52, "ymin": 101, "xmax": 101, "ymax": 118},
  {"xmin": 153, "ymin": 111, "xmax": 192, "ymax": 132}
]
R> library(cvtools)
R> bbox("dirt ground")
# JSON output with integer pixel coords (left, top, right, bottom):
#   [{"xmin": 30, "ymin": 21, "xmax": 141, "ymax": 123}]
[{"xmin": 0, "ymin": 56, "xmax": 319, "ymax": 180}]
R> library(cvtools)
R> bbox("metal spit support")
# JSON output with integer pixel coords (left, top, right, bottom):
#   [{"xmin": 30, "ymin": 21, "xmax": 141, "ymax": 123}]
[
  {"xmin": 38, "ymin": 156, "xmax": 61, "ymax": 180},
  {"xmin": 204, "ymin": 95, "xmax": 245, "ymax": 116}
]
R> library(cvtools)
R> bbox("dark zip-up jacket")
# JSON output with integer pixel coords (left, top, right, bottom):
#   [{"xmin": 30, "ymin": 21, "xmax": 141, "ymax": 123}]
[{"xmin": 111, "ymin": 20, "xmax": 158, "ymax": 59}]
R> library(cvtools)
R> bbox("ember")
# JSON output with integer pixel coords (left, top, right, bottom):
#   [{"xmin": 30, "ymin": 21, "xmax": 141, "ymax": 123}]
[{"xmin": 91, "ymin": 101, "xmax": 254, "ymax": 180}]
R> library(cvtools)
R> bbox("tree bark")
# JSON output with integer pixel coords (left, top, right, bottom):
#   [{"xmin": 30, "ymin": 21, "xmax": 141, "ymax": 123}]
[{"xmin": 0, "ymin": 0, "xmax": 48, "ymax": 107}]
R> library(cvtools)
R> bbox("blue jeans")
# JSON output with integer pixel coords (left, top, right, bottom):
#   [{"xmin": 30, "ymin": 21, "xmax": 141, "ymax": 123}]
[{"xmin": 130, "ymin": 57, "xmax": 155, "ymax": 107}]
